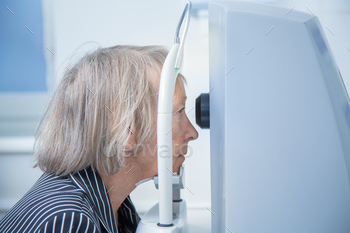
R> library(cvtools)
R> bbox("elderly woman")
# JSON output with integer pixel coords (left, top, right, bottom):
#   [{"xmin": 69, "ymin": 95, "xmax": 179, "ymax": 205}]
[{"xmin": 0, "ymin": 45, "xmax": 198, "ymax": 233}]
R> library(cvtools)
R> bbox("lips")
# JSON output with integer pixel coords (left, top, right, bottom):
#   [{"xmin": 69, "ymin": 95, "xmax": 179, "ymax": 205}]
[
  {"xmin": 175, "ymin": 144, "xmax": 188, "ymax": 157},
  {"xmin": 181, "ymin": 145, "xmax": 188, "ymax": 156}
]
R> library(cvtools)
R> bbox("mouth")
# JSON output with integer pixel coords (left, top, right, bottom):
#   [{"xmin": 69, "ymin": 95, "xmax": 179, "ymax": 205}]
[{"xmin": 175, "ymin": 144, "xmax": 188, "ymax": 158}]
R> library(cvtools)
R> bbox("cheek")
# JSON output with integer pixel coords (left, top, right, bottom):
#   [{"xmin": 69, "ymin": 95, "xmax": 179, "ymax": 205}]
[
  {"xmin": 172, "ymin": 115, "xmax": 185, "ymax": 133},
  {"xmin": 172, "ymin": 120, "xmax": 183, "ymax": 153},
  {"xmin": 173, "ymin": 113, "xmax": 190, "ymax": 155}
]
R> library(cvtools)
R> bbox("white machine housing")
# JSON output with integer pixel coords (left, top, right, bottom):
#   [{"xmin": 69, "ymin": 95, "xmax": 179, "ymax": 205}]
[
  {"xmin": 209, "ymin": 1, "xmax": 350, "ymax": 232},
  {"xmin": 136, "ymin": 165, "xmax": 188, "ymax": 233}
]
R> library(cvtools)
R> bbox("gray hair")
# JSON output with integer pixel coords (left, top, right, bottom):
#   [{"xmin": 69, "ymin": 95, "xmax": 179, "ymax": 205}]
[{"xmin": 33, "ymin": 45, "xmax": 187, "ymax": 176}]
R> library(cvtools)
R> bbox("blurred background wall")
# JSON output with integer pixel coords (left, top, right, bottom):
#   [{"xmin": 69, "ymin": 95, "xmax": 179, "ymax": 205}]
[{"xmin": 0, "ymin": 0, "xmax": 349, "ymax": 226}]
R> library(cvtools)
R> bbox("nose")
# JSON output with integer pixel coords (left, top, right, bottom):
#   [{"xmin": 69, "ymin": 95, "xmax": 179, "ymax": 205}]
[{"xmin": 185, "ymin": 114, "xmax": 199, "ymax": 142}]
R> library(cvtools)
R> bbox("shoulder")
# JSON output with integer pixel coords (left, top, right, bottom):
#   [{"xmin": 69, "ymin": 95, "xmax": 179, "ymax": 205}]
[
  {"xmin": 35, "ymin": 210, "xmax": 101, "ymax": 233},
  {"xmin": 0, "ymin": 173, "xmax": 100, "ymax": 233},
  {"xmin": 0, "ymin": 207, "xmax": 100, "ymax": 233}
]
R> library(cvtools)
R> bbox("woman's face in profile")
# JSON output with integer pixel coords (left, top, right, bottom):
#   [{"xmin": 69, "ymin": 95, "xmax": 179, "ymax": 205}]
[
  {"xmin": 135, "ymin": 69, "xmax": 199, "ymax": 177},
  {"xmin": 170, "ymin": 81, "xmax": 199, "ymax": 173}
]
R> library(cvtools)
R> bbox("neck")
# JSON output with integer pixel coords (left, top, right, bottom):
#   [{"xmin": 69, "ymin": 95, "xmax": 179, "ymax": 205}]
[{"xmin": 99, "ymin": 160, "xmax": 153, "ymax": 221}]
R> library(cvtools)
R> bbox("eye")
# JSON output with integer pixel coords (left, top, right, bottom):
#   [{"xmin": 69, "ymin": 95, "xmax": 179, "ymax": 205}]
[{"xmin": 178, "ymin": 107, "xmax": 185, "ymax": 114}]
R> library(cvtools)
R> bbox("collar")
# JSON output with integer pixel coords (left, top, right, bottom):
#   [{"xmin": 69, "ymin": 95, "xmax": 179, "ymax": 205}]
[{"xmin": 69, "ymin": 165, "xmax": 118, "ymax": 233}]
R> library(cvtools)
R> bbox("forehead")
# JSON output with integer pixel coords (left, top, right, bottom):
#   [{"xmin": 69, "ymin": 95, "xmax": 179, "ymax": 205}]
[
  {"xmin": 174, "ymin": 81, "xmax": 187, "ymax": 105},
  {"xmin": 147, "ymin": 66, "xmax": 187, "ymax": 105}
]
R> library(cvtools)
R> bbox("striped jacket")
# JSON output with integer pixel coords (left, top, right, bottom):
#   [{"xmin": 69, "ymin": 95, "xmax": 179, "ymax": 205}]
[{"xmin": 0, "ymin": 165, "xmax": 141, "ymax": 233}]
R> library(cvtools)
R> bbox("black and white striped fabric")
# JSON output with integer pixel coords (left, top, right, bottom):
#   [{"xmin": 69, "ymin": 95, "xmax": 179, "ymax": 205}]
[{"xmin": 0, "ymin": 165, "xmax": 141, "ymax": 233}]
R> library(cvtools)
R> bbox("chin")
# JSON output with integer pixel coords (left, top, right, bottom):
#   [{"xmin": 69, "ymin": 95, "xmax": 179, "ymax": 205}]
[
  {"xmin": 179, "ymin": 154, "xmax": 185, "ymax": 161},
  {"xmin": 173, "ymin": 154, "xmax": 185, "ymax": 174}
]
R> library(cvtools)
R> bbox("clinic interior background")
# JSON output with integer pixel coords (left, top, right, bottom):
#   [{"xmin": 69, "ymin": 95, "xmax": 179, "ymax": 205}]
[{"xmin": 0, "ymin": 0, "xmax": 349, "ymax": 218}]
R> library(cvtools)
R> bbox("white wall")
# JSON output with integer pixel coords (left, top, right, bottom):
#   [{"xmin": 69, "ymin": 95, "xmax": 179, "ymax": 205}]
[{"xmin": 1, "ymin": 0, "xmax": 349, "ymax": 223}]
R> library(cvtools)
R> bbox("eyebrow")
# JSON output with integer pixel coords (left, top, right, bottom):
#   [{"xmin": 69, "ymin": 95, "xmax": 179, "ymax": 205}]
[{"xmin": 174, "ymin": 96, "xmax": 187, "ymax": 109}]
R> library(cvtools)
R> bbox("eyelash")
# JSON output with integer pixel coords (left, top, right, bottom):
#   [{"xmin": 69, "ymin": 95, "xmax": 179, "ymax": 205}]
[{"xmin": 178, "ymin": 107, "xmax": 185, "ymax": 114}]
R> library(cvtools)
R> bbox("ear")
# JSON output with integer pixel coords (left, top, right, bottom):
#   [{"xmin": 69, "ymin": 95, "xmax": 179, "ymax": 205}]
[
  {"xmin": 127, "ymin": 126, "xmax": 135, "ymax": 136},
  {"xmin": 124, "ymin": 125, "xmax": 139, "ymax": 156},
  {"xmin": 125, "ymin": 125, "xmax": 137, "ymax": 144}
]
